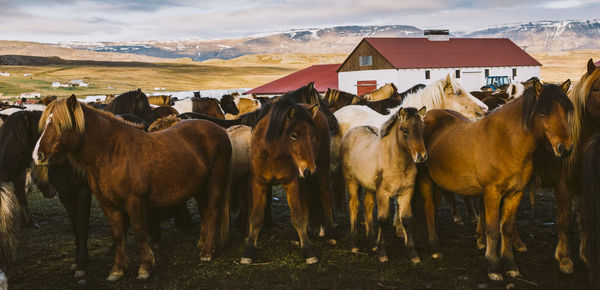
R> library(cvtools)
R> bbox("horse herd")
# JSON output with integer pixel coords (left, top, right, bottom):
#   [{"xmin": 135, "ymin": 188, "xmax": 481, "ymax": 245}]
[{"xmin": 0, "ymin": 59, "xmax": 599, "ymax": 288}]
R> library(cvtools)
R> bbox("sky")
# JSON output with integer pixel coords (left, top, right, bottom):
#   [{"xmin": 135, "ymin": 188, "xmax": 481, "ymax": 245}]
[{"xmin": 1, "ymin": 0, "xmax": 599, "ymax": 43}]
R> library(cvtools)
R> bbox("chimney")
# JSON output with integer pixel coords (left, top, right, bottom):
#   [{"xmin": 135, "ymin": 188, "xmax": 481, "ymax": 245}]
[{"xmin": 424, "ymin": 29, "xmax": 449, "ymax": 41}]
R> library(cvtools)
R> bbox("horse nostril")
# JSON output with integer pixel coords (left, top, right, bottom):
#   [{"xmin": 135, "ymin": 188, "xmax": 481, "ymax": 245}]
[
  {"xmin": 557, "ymin": 144, "xmax": 566, "ymax": 155},
  {"xmin": 422, "ymin": 152, "xmax": 428, "ymax": 161},
  {"xmin": 37, "ymin": 152, "xmax": 45, "ymax": 162}
]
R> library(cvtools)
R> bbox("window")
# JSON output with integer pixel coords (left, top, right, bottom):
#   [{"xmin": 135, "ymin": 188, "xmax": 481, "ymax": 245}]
[
  {"xmin": 455, "ymin": 69, "xmax": 461, "ymax": 78},
  {"xmin": 359, "ymin": 56, "xmax": 372, "ymax": 66},
  {"xmin": 485, "ymin": 69, "xmax": 489, "ymax": 77},
  {"xmin": 425, "ymin": 70, "xmax": 430, "ymax": 80},
  {"xmin": 512, "ymin": 68, "xmax": 517, "ymax": 78}
]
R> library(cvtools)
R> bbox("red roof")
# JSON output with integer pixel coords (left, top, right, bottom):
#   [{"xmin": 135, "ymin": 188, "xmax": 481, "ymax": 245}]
[
  {"xmin": 245, "ymin": 64, "xmax": 340, "ymax": 95},
  {"xmin": 345, "ymin": 38, "xmax": 541, "ymax": 70}
]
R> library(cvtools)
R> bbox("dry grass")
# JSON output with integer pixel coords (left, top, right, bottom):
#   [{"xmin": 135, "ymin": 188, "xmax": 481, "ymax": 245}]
[{"xmin": 531, "ymin": 49, "xmax": 600, "ymax": 82}]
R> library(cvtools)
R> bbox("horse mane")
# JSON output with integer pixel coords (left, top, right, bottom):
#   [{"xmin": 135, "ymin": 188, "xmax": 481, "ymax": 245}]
[
  {"xmin": 565, "ymin": 64, "xmax": 600, "ymax": 174},
  {"xmin": 178, "ymin": 103, "xmax": 272, "ymax": 128},
  {"xmin": 582, "ymin": 134, "xmax": 600, "ymax": 289},
  {"xmin": 379, "ymin": 107, "xmax": 420, "ymax": 138},
  {"xmin": 221, "ymin": 94, "xmax": 234, "ymax": 104},
  {"xmin": 399, "ymin": 84, "xmax": 426, "ymax": 98},
  {"xmin": 148, "ymin": 115, "xmax": 182, "ymax": 132},
  {"xmin": 265, "ymin": 97, "xmax": 315, "ymax": 142},
  {"xmin": 520, "ymin": 84, "xmax": 574, "ymax": 131},
  {"xmin": 282, "ymin": 83, "xmax": 339, "ymax": 135},
  {"xmin": 394, "ymin": 78, "xmax": 451, "ymax": 113},
  {"xmin": 0, "ymin": 110, "xmax": 41, "ymax": 158},
  {"xmin": 105, "ymin": 89, "xmax": 151, "ymax": 115},
  {"xmin": 40, "ymin": 96, "xmax": 85, "ymax": 134}
]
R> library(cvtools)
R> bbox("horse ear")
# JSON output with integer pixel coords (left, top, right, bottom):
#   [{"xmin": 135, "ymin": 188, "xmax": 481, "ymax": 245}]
[
  {"xmin": 308, "ymin": 104, "xmax": 319, "ymax": 119},
  {"xmin": 397, "ymin": 107, "xmax": 406, "ymax": 120},
  {"xmin": 560, "ymin": 79, "xmax": 571, "ymax": 93},
  {"xmin": 307, "ymin": 82, "xmax": 315, "ymax": 91},
  {"xmin": 511, "ymin": 84, "xmax": 517, "ymax": 96},
  {"xmin": 67, "ymin": 94, "xmax": 78, "ymax": 110},
  {"xmin": 588, "ymin": 59, "xmax": 597, "ymax": 76},
  {"xmin": 444, "ymin": 74, "xmax": 453, "ymax": 89},
  {"xmin": 534, "ymin": 80, "xmax": 543, "ymax": 97},
  {"xmin": 418, "ymin": 106, "xmax": 427, "ymax": 117}
]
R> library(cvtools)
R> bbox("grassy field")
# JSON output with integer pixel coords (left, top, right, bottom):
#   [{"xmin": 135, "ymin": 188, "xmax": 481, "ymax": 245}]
[{"xmin": 8, "ymin": 186, "xmax": 590, "ymax": 289}]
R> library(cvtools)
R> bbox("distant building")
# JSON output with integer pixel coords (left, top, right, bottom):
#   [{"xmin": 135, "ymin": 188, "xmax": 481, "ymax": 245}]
[
  {"xmin": 0, "ymin": 72, "xmax": 9, "ymax": 77},
  {"xmin": 69, "ymin": 79, "xmax": 89, "ymax": 87},
  {"xmin": 23, "ymin": 73, "xmax": 33, "ymax": 77},
  {"xmin": 21, "ymin": 92, "xmax": 41, "ymax": 98},
  {"xmin": 244, "ymin": 64, "xmax": 340, "ymax": 97},
  {"xmin": 52, "ymin": 81, "xmax": 69, "ymax": 87}
]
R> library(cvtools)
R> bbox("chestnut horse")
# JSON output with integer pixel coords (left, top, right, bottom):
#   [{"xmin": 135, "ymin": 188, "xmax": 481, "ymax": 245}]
[
  {"xmin": 33, "ymin": 96, "xmax": 231, "ymax": 281},
  {"xmin": 529, "ymin": 59, "xmax": 600, "ymax": 274},
  {"xmin": 341, "ymin": 107, "xmax": 426, "ymax": 264},
  {"xmin": 153, "ymin": 106, "xmax": 179, "ymax": 118},
  {"xmin": 581, "ymin": 134, "xmax": 600, "ymax": 289},
  {"xmin": 105, "ymin": 89, "xmax": 157, "ymax": 124},
  {"xmin": 0, "ymin": 182, "xmax": 17, "ymax": 289},
  {"xmin": 241, "ymin": 96, "xmax": 336, "ymax": 265},
  {"xmin": 415, "ymin": 79, "xmax": 573, "ymax": 281}
]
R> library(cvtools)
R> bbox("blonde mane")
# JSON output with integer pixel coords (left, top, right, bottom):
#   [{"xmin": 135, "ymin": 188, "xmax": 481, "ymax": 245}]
[
  {"xmin": 565, "ymin": 66, "xmax": 600, "ymax": 173},
  {"xmin": 39, "ymin": 97, "xmax": 85, "ymax": 134}
]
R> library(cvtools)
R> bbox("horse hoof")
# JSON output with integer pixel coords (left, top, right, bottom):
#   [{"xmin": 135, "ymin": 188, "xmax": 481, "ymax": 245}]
[
  {"xmin": 371, "ymin": 246, "xmax": 378, "ymax": 252},
  {"xmin": 200, "ymin": 255, "xmax": 212, "ymax": 262},
  {"xmin": 106, "ymin": 272, "xmax": 124, "ymax": 282},
  {"xmin": 74, "ymin": 270, "xmax": 86, "ymax": 278},
  {"xmin": 327, "ymin": 239, "xmax": 337, "ymax": 245},
  {"xmin": 290, "ymin": 240, "xmax": 300, "ymax": 247},
  {"xmin": 505, "ymin": 270, "xmax": 521, "ymax": 278},
  {"xmin": 77, "ymin": 279, "xmax": 87, "ymax": 285},
  {"xmin": 137, "ymin": 271, "xmax": 150, "ymax": 280},
  {"xmin": 378, "ymin": 255, "xmax": 389, "ymax": 263},
  {"xmin": 318, "ymin": 227, "xmax": 325, "ymax": 237},
  {"xmin": 515, "ymin": 244, "xmax": 528, "ymax": 253},
  {"xmin": 411, "ymin": 257, "xmax": 421, "ymax": 265},
  {"xmin": 431, "ymin": 252, "xmax": 443, "ymax": 259},
  {"xmin": 559, "ymin": 259, "xmax": 574, "ymax": 274},
  {"xmin": 70, "ymin": 263, "xmax": 78, "ymax": 271},
  {"xmin": 351, "ymin": 247, "xmax": 360, "ymax": 253},
  {"xmin": 306, "ymin": 257, "xmax": 318, "ymax": 264},
  {"xmin": 488, "ymin": 273, "xmax": 503, "ymax": 281},
  {"xmin": 453, "ymin": 219, "xmax": 465, "ymax": 226},
  {"xmin": 476, "ymin": 241, "xmax": 485, "ymax": 250},
  {"xmin": 240, "ymin": 257, "xmax": 253, "ymax": 264}
]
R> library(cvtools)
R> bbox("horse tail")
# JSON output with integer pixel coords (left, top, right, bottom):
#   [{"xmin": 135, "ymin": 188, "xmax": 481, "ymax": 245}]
[
  {"xmin": 582, "ymin": 134, "xmax": 600, "ymax": 289},
  {"xmin": 0, "ymin": 182, "xmax": 19, "ymax": 269},
  {"xmin": 217, "ymin": 145, "xmax": 233, "ymax": 250},
  {"xmin": 411, "ymin": 169, "xmax": 429, "ymax": 246}
]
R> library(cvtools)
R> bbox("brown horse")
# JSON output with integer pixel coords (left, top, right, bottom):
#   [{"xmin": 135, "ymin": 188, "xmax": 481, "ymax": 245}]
[
  {"xmin": 153, "ymin": 106, "xmax": 179, "ymax": 118},
  {"xmin": 581, "ymin": 134, "xmax": 600, "ymax": 289},
  {"xmin": 33, "ymin": 96, "xmax": 231, "ymax": 281},
  {"xmin": 105, "ymin": 89, "xmax": 157, "ymax": 123},
  {"xmin": 341, "ymin": 107, "xmax": 426, "ymax": 263},
  {"xmin": 37, "ymin": 95, "xmax": 57, "ymax": 105},
  {"xmin": 225, "ymin": 96, "xmax": 261, "ymax": 119},
  {"xmin": 529, "ymin": 59, "xmax": 600, "ymax": 274},
  {"xmin": 415, "ymin": 79, "xmax": 573, "ymax": 281},
  {"xmin": 481, "ymin": 96, "xmax": 507, "ymax": 111},
  {"xmin": 147, "ymin": 94, "xmax": 173, "ymax": 107},
  {"xmin": 241, "ymin": 96, "xmax": 336, "ymax": 265},
  {"xmin": 323, "ymin": 88, "xmax": 362, "ymax": 113}
]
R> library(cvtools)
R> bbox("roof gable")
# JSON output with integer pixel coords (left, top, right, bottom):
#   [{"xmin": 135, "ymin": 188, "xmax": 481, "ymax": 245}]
[
  {"xmin": 245, "ymin": 64, "xmax": 340, "ymax": 95},
  {"xmin": 356, "ymin": 37, "xmax": 542, "ymax": 69}
]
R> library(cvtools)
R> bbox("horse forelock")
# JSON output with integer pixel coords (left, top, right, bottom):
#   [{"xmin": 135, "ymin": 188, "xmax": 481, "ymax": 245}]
[
  {"xmin": 265, "ymin": 100, "xmax": 314, "ymax": 142},
  {"xmin": 565, "ymin": 67, "xmax": 600, "ymax": 174},
  {"xmin": 380, "ymin": 107, "xmax": 422, "ymax": 138},
  {"xmin": 40, "ymin": 98, "xmax": 85, "ymax": 134},
  {"xmin": 520, "ymin": 83, "xmax": 574, "ymax": 132}
]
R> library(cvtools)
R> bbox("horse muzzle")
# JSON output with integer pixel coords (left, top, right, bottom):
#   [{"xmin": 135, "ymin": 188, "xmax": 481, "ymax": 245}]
[
  {"xmin": 33, "ymin": 152, "xmax": 48, "ymax": 166},
  {"xmin": 555, "ymin": 143, "xmax": 573, "ymax": 158}
]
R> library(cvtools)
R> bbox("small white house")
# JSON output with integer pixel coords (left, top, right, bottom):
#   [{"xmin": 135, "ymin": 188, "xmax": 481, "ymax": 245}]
[
  {"xmin": 20, "ymin": 92, "xmax": 41, "ymax": 98},
  {"xmin": 0, "ymin": 72, "xmax": 9, "ymax": 77},
  {"xmin": 23, "ymin": 73, "xmax": 33, "ymax": 77},
  {"xmin": 337, "ymin": 31, "xmax": 542, "ymax": 94}
]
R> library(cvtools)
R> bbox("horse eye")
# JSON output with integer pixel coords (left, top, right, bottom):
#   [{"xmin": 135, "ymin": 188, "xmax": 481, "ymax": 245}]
[
  {"xmin": 290, "ymin": 133, "xmax": 298, "ymax": 140},
  {"xmin": 401, "ymin": 129, "xmax": 409, "ymax": 136}
]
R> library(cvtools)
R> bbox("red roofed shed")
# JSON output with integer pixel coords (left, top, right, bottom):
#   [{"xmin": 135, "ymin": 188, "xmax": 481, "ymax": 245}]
[{"xmin": 245, "ymin": 64, "xmax": 340, "ymax": 96}]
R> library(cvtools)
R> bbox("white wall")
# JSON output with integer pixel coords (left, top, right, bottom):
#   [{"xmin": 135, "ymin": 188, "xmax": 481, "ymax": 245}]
[{"xmin": 339, "ymin": 66, "xmax": 541, "ymax": 94}]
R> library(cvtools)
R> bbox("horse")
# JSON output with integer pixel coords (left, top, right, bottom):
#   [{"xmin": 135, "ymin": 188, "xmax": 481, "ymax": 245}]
[
  {"xmin": 581, "ymin": 134, "xmax": 600, "ymax": 289},
  {"xmin": 360, "ymin": 83, "xmax": 399, "ymax": 101},
  {"xmin": 528, "ymin": 59, "xmax": 600, "ymax": 274},
  {"xmin": 219, "ymin": 94, "xmax": 240, "ymax": 116},
  {"xmin": 105, "ymin": 89, "xmax": 157, "ymax": 124},
  {"xmin": 399, "ymin": 84, "xmax": 426, "ymax": 99},
  {"xmin": 225, "ymin": 96, "xmax": 260, "ymax": 119},
  {"xmin": 191, "ymin": 97, "xmax": 239, "ymax": 119},
  {"xmin": 153, "ymin": 106, "xmax": 179, "ymax": 118},
  {"xmin": 323, "ymin": 88, "xmax": 362, "ymax": 113},
  {"xmin": 414, "ymin": 79, "xmax": 573, "ymax": 281},
  {"xmin": 240, "ymin": 96, "xmax": 337, "ymax": 265},
  {"xmin": 0, "ymin": 182, "xmax": 18, "ymax": 290},
  {"xmin": 33, "ymin": 96, "xmax": 232, "ymax": 280},
  {"xmin": 252, "ymin": 95, "xmax": 273, "ymax": 106},
  {"xmin": 148, "ymin": 115, "xmax": 181, "ymax": 132},
  {"xmin": 147, "ymin": 95, "xmax": 173, "ymax": 107},
  {"xmin": 0, "ymin": 110, "xmax": 93, "ymax": 280},
  {"xmin": 37, "ymin": 95, "xmax": 57, "ymax": 106},
  {"xmin": 482, "ymin": 96, "xmax": 507, "ymax": 111},
  {"xmin": 341, "ymin": 107, "xmax": 426, "ymax": 263}
]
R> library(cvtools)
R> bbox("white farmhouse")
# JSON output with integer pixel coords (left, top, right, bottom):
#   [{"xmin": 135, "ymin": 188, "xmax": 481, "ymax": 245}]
[
  {"xmin": 337, "ymin": 30, "xmax": 541, "ymax": 94},
  {"xmin": 0, "ymin": 72, "xmax": 9, "ymax": 77}
]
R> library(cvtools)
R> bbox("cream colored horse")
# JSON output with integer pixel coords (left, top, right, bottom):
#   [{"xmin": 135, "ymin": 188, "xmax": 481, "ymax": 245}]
[
  {"xmin": 341, "ymin": 107, "xmax": 427, "ymax": 264},
  {"xmin": 225, "ymin": 96, "xmax": 261, "ymax": 120},
  {"xmin": 360, "ymin": 83, "xmax": 397, "ymax": 101}
]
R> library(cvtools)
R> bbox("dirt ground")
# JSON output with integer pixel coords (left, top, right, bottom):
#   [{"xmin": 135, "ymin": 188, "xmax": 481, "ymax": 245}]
[{"xmin": 6, "ymin": 186, "xmax": 590, "ymax": 289}]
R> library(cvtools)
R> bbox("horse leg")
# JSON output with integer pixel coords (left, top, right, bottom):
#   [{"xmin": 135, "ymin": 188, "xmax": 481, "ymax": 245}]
[
  {"xmin": 58, "ymin": 191, "xmax": 79, "ymax": 275},
  {"xmin": 483, "ymin": 188, "xmax": 502, "ymax": 281},
  {"xmin": 174, "ymin": 201, "xmax": 193, "ymax": 230},
  {"xmin": 73, "ymin": 188, "xmax": 91, "ymax": 279},
  {"xmin": 555, "ymin": 180, "xmax": 574, "ymax": 274},
  {"xmin": 284, "ymin": 180, "xmax": 317, "ymax": 264},
  {"xmin": 14, "ymin": 170, "xmax": 33, "ymax": 227},
  {"xmin": 240, "ymin": 181, "xmax": 267, "ymax": 264},
  {"xmin": 512, "ymin": 222, "xmax": 527, "ymax": 252},
  {"xmin": 363, "ymin": 190, "xmax": 376, "ymax": 252},
  {"xmin": 476, "ymin": 198, "xmax": 486, "ymax": 250},
  {"xmin": 99, "ymin": 204, "xmax": 128, "ymax": 281},
  {"xmin": 264, "ymin": 187, "xmax": 274, "ymax": 228},
  {"xmin": 147, "ymin": 205, "xmax": 161, "ymax": 250},
  {"xmin": 464, "ymin": 196, "xmax": 479, "ymax": 224},
  {"xmin": 418, "ymin": 173, "xmax": 441, "ymax": 258},
  {"xmin": 126, "ymin": 200, "xmax": 155, "ymax": 280},
  {"xmin": 199, "ymin": 175, "xmax": 228, "ymax": 262},
  {"xmin": 398, "ymin": 188, "xmax": 420, "ymax": 264},
  {"xmin": 347, "ymin": 178, "xmax": 360, "ymax": 253},
  {"xmin": 374, "ymin": 190, "xmax": 390, "ymax": 262},
  {"xmin": 393, "ymin": 197, "xmax": 405, "ymax": 239},
  {"xmin": 500, "ymin": 190, "xmax": 522, "ymax": 277},
  {"xmin": 445, "ymin": 193, "xmax": 464, "ymax": 225},
  {"xmin": 317, "ymin": 167, "xmax": 336, "ymax": 245}
]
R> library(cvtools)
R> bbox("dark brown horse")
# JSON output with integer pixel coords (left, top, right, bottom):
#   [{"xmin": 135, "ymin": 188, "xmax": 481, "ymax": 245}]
[
  {"xmin": 241, "ymin": 96, "xmax": 337, "ymax": 265},
  {"xmin": 105, "ymin": 89, "xmax": 157, "ymax": 123},
  {"xmin": 33, "ymin": 96, "xmax": 231, "ymax": 281},
  {"xmin": 0, "ymin": 110, "xmax": 92, "ymax": 279},
  {"xmin": 37, "ymin": 95, "xmax": 57, "ymax": 105},
  {"xmin": 153, "ymin": 106, "xmax": 179, "ymax": 118},
  {"xmin": 581, "ymin": 134, "xmax": 600, "ymax": 289},
  {"xmin": 415, "ymin": 79, "xmax": 573, "ymax": 281},
  {"xmin": 529, "ymin": 59, "xmax": 600, "ymax": 274},
  {"xmin": 323, "ymin": 88, "xmax": 362, "ymax": 113},
  {"xmin": 481, "ymin": 96, "xmax": 507, "ymax": 111}
]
